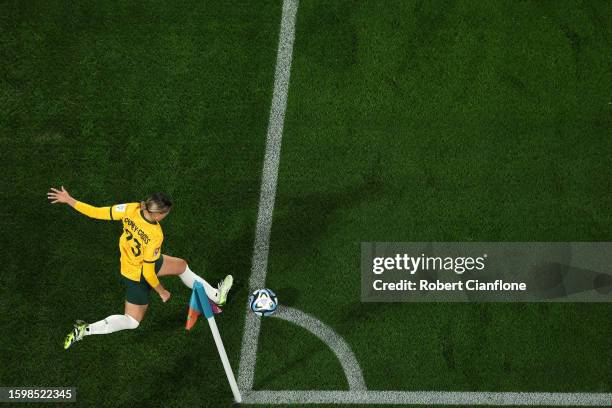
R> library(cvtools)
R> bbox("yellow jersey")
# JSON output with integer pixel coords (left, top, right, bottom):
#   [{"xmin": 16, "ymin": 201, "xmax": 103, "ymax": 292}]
[{"xmin": 73, "ymin": 200, "xmax": 163, "ymax": 287}]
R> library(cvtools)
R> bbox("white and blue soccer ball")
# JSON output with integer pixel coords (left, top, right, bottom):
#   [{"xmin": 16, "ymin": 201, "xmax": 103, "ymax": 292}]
[{"xmin": 249, "ymin": 288, "xmax": 278, "ymax": 316}]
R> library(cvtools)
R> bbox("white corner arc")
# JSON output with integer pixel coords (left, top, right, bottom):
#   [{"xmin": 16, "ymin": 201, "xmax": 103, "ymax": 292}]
[{"xmin": 272, "ymin": 306, "xmax": 366, "ymax": 391}]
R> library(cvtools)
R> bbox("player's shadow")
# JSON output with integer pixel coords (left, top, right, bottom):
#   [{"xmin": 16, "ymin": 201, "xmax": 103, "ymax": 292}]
[
  {"xmin": 204, "ymin": 169, "xmax": 384, "ymax": 305},
  {"xmin": 262, "ymin": 171, "xmax": 386, "ymax": 276}
]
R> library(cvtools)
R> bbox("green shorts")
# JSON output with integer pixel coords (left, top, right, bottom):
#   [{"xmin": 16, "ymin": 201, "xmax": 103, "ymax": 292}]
[{"xmin": 123, "ymin": 255, "xmax": 164, "ymax": 305}]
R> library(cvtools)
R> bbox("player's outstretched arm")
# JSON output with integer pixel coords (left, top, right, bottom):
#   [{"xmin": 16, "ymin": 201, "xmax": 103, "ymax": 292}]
[
  {"xmin": 47, "ymin": 186, "xmax": 77, "ymax": 207},
  {"xmin": 47, "ymin": 186, "xmax": 113, "ymax": 221}
]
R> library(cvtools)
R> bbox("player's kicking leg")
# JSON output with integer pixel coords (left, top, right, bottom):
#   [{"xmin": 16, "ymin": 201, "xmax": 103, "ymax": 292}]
[
  {"xmin": 156, "ymin": 254, "xmax": 233, "ymax": 307},
  {"xmin": 216, "ymin": 275, "xmax": 233, "ymax": 306}
]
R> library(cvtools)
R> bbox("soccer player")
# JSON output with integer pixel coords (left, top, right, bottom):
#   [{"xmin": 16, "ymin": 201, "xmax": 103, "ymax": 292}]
[{"xmin": 47, "ymin": 186, "xmax": 233, "ymax": 349}]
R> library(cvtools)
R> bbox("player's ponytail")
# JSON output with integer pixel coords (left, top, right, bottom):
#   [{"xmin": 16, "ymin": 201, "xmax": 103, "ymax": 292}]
[{"xmin": 142, "ymin": 192, "xmax": 173, "ymax": 214}]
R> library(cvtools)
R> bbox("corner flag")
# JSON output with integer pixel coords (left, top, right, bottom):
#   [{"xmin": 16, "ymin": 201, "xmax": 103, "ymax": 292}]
[
  {"xmin": 185, "ymin": 281, "xmax": 241, "ymax": 403},
  {"xmin": 186, "ymin": 281, "xmax": 222, "ymax": 330}
]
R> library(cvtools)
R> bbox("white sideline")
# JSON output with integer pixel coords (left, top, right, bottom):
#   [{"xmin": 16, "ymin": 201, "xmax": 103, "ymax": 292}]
[
  {"xmin": 241, "ymin": 391, "xmax": 612, "ymax": 406},
  {"xmin": 237, "ymin": 0, "xmax": 299, "ymax": 392}
]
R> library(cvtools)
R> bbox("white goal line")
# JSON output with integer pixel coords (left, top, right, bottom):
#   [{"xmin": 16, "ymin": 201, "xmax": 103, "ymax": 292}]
[{"xmin": 241, "ymin": 390, "xmax": 612, "ymax": 406}]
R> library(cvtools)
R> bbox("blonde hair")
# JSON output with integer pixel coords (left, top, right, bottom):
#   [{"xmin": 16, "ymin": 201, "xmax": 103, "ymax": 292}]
[{"xmin": 141, "ymin": 192, "xmax": 173, "ymax": 214}]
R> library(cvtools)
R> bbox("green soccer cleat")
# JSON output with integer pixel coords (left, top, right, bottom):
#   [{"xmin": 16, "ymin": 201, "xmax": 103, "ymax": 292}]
[
  {"xmin": 217, "ymin": 275, "xmax": 233, "ymax": 307},
  {"xmin": 64, "ymin": 320, "xmax": 87, "ymax": 350}
]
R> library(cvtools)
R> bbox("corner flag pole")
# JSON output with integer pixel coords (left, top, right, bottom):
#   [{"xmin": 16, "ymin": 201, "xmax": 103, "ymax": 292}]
[{"xmin": 201, "ymin": 292, "xmax": 242, "ymax": 403}]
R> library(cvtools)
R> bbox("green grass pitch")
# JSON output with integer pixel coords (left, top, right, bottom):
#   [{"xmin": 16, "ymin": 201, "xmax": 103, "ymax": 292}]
[{"xmin": 1, "ymin": 1, "xmax": 611, "ymax": 407}]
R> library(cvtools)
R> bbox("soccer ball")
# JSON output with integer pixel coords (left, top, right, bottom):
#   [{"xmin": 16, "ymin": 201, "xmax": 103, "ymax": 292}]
[{"xmin": 249, "ymin": 288, "xmax": 278, "ymax": 316}]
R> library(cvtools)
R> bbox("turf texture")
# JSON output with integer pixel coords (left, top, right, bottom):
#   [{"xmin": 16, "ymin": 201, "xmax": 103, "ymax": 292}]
[{"xmin": 1, "ymin": 1, "xmax": 611, "ymax": 407}]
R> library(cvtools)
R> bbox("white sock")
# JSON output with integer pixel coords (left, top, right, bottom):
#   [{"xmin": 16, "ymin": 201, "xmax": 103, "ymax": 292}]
[
  {"xmin": 179, "ymin": 265, "xmax": 219, "ymax": 302},
  {"xmin": 85, "ymin": 314, "xmax": 139, "ymax": 335}
]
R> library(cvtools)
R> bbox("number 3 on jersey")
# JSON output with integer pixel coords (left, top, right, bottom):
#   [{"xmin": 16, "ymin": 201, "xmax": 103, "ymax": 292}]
[{"xmin": 124, "ymin": 228, "xmax": 142, "ymax": 257}]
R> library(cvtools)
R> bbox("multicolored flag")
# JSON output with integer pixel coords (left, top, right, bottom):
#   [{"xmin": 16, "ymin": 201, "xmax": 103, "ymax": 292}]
[
  {"xmin": 186, "ymin": 281, "xmax": 222, "ymax": 330},
  {"xmin": 185, "ymin": 282, "xmax": 241, "ymax": 402}
]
